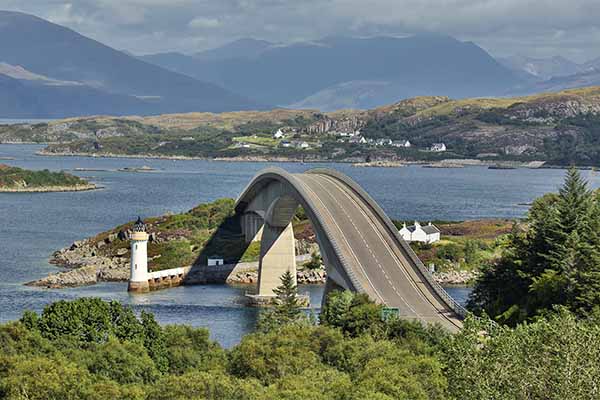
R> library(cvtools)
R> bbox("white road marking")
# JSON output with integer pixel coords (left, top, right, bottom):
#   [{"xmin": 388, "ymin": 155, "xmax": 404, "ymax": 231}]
[{"xmin": 295, "ymin": 177, "xmax": 386, "ymax": 303}]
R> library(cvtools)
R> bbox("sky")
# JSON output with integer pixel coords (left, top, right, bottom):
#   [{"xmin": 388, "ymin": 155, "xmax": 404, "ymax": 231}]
[{"xmin": 1, "ymin": 0, "xmax": 600, "ymax": 62}]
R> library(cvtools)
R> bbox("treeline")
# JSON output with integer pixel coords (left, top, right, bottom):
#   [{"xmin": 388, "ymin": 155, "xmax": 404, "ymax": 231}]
[
  {"xmin": 468, "ymin": 168, "xmax": 600, "ymax": 324},
  {"xmin": 2, "ymin": 291, "xmax": 600, "ymax": 399},
  {"xmin": 0, "ymin": 164, "xmax": 88, "ymax": 188}
]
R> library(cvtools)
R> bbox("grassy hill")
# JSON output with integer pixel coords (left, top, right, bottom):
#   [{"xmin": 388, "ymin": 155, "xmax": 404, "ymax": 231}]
[{"xmin": 3, "ymin": 86, "xmax": 600, "ymax": 165}]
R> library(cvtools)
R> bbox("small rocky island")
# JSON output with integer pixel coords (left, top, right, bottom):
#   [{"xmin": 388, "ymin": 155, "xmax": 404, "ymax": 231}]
[
  {"xmin": 0, "ymin": 164, "xmax": 96, "ymax": 192},
  {"xmin": 27, "ymin": 195, "xmax": 512, "ymax": 289}
]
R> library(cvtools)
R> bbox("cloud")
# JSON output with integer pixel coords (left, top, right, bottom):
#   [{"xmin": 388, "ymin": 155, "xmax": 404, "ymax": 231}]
[
  {"xmin": 1, "ymin": 0, "xmax": 599, "ymax": 61},
  {"xmin": 188, "ymin": 16, "xmax": 221, "ymax": 29}
]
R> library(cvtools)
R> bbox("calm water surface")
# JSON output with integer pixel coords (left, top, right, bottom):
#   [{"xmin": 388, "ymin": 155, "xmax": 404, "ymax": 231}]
[{"xmin": 1, "ymin": 144, "xmax": 595, "ymax": 346}]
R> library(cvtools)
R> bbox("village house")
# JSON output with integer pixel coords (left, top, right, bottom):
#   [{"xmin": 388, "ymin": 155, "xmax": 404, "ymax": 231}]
[
  {"xmin": 273, "ymin": 129, "xmax": 285, "ymax": 139},
  {"xmin": 280, "ymin": 140, "xmax": 292, "ymax": 148},
  {"xmin": 291, "ymin": 140, "xmax": 310, "ymax": 149},
  {"xmin": 375, "ymin": 138, "xmax": 393, "ymax": 146},
  {"xmin": 349, "ymin": 136, "xmax": 367, "ymax": 144},
  {"xmin": 392, "ymin": 140, "xmax": 411, "ymax": 148},
  {"xmin": 399, "ymin": 221, "xmax": 440, "ymax": 244},
  {"xmin": 430, "ymin": 143, "xmax": 447, "ymax": 152}
]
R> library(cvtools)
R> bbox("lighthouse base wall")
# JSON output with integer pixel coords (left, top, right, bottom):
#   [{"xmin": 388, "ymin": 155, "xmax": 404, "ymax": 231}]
[{"xmin": 128, "ymin": 280, "xmax": 150, "ymax": 293}]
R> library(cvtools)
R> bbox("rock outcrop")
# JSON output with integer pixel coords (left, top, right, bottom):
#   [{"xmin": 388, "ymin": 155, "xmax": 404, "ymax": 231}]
[
  {"xmin": 433, "ymin": 270, "xmax": 478, "ymax": 285},
  {"xmin": 27, "ymin": 238, "xmax": 130, "ymax": 288},
  {"xmin": 227, "ymin": 267, "xmax": 327, "ymax": 285}
]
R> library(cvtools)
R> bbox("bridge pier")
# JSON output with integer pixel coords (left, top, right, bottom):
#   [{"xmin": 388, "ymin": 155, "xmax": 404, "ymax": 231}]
[{"xmin": 256, "ymin": 220, "xmax": 297, "ymax": 297}]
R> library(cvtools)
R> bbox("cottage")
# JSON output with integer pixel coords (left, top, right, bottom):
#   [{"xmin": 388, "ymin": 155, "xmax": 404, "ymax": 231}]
[
  {"xmin": 273, "ymin": 129, "xmax": 285, "ymax": 139},
  {"xmin": 376, "ymin": 138, "xmax": 393, "ymax": 146},
  {"xmin": 291, "ymin": 140, "xmax": 310, "ymax": 149},
  {"xmin": 280, "ymin": 140, "xmax": 292, "ymax": 148},
  {"xmin": 399, "ymin": 221, "xmax": 440, "ymax": 244},
  {"xmin": 430, "ymin": 143, "xmax": 447, "ymax": 152},
  {"xmin": 349, "ymin": 136, "xmax": 367, "ymax": 144},
  {"xmin": 392, "ymin": 140, "xmax": 411, "ymax": 148}
]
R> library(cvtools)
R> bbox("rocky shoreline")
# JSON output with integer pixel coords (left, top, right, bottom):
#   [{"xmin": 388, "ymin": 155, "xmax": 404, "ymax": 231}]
[
  {"xmin": 27, "ymin": 236, "xmax": 131, "ymax": 288},
  {"xmin": 37, "ymin": 149, "xmax": 343, "ymax": 163},
  {"xmin": 29, "ymin": 234, "xmax": 477, "ymax": 289},
  {"xmin": 352, "ymin": 160, "xmax": 405, "ymax": 168},
  {"xmin": 0, "ymin": 183, "xmax": 98, "ymax": 193},
  {"xmin": 36, "ymin": 149, "xmax": 555, "ymax": 169}
]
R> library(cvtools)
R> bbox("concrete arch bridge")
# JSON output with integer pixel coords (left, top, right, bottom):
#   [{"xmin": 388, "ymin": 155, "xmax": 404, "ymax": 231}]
[{"xmin": 236, "ymin": 167, "xmax": 465, "ymax": 331}]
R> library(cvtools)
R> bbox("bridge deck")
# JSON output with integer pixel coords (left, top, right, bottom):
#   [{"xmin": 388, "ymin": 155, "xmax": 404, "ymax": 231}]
[{"xmin": 295, "ymin": 172, "xmax": 463, "ymax": 331}]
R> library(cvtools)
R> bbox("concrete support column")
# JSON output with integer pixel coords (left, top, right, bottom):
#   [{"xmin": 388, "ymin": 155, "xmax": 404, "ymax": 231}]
[{"xmin": 257, "ymin": 221, "xmax": 296, "ymax": 296}]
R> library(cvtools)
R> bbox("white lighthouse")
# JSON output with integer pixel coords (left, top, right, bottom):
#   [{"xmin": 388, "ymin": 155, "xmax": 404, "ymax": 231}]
[{"xmin": 128, "ymin": 217, "xmax": 149, "ymax": 293}]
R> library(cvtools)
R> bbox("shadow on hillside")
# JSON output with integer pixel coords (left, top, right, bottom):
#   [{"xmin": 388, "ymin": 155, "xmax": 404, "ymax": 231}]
[{"xmin": 183, "ymin": 213, "xmax": 254, "ymax": 284}]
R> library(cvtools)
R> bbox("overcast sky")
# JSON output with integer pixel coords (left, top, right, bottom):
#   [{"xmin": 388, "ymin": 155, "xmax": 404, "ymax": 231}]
[{"xmin": 2, "ymin": 0, "xmax": 600, "ymax": 62}]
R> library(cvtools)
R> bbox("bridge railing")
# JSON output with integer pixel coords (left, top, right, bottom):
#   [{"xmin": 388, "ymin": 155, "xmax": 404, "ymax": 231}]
[{"xmin": 412, "ymin": 262, "xmax": 468, "ymax": 318}]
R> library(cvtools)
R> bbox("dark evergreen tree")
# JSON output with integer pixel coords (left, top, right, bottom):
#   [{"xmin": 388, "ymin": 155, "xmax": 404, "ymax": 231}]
[
  {"xmin": 257, "ymin": 270, "xmax": 305, "ymax": 331},
  {"xmin": 468, "ymin": 168, "xmax": 600, "ymax": 324},
  {"xmin": 272, "ymin": 270, "xmax": 302, "ymax": 318}
]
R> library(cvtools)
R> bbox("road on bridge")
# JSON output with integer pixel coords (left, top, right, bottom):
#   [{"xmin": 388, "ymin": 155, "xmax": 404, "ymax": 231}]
[{"xmin": 295, "ymin": 172, "xmax": 463, "ymax": 331}]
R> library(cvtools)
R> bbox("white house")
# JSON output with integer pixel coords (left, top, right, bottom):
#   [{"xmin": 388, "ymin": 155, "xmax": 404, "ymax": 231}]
[
  {"xmin": 207, "ymin": 256, "xmax": 224, "ymax": 266},
  {"xmin": 349, "ymin": 136, "xmax": 367, "ymax": 144},
  {"xmin": 430, "ymin": 143, "xmax": 447, "ymax": 152},
  {"xmin": 291, "ymin": 140, "xmax": 310, "ymax": 149},
  {"xmin": 273, "ymin": 129, "xmax": 285, "ymax": 139},
  {"xmin": 399, "ymin": 221, "xmax": 440, "ymax": 244},
  {"xmin": 280, "ymin": 140, "xmax": 292, "ymax": 148},
  {"xmin": 375, "ymin": 138, "xmax": 393, "ymax": 146},
  {"xmin": 392, "ymin": 140, "xmax": 411, "ymax": 148}
]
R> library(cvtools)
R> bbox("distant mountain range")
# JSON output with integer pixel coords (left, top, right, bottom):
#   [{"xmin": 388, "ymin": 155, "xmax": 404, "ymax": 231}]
[
  {"xmin": 1, "ymin": 10, "xmax": 600, "ymax": 118},
  {"xmin": 498, "ymin": 55, "xmax": 600, "ymax": 81},
  {"xmin": 0, "ymin": 11, "xmax": 265, "ymax": 118},
  {"xmin": 139, "ymin": 35, "xmax": 524, "ymax": 111}
]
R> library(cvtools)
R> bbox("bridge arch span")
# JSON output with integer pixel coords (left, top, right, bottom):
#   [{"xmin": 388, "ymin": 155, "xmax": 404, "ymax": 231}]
[{"xmin": 235, "ymin": 167, "xmax": 464, "ymax": 331}]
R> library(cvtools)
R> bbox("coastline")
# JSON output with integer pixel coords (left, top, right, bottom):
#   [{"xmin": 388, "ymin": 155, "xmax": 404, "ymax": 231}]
[
  {"xmin": 35, "ymin": 149, "xmax": 555, "ymax": 169},
  {"xmin": 29, "ymin": 234, "xmax": 477, "ymax": 289},
  {"xmin": 0, "ymin": 183, "xmax": 98, "ymax": 193}
]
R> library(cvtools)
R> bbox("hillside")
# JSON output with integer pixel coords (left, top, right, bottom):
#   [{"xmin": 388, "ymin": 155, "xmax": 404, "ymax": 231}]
[
  {"xmin": 0, "ymin": 164, "xmax": 95, "ymax": 192},
  {"xmin": 0, "ymin": 11, "xmax": 265, "ymax": 117},
  {"xmin": 140, "ymin": 34, "xmax": 523, "ymax": 109},
  {"xmin": 4, "ymin": 86, "xmax": 600, "ymax": 166}
]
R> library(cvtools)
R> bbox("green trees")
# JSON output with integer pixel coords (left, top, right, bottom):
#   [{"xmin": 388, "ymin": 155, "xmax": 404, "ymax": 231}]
[
  {"xmin": 320, "ymin": 291, "xmax": 383, "ymax": 338},
  {"xmin": 257, "ymin": 271, "xmax": 307, "ymax": 332},
  {"xmin": 2, "ymin": 294, "xmax": 599, "ymax": 399},
  {"xmin": 0, "ymin": 164, "xmax": 88, "ymax": 189},
  {"xmin": 303, "ymin": 251, "xmax": 323, "ymax": 270},
  {"xmin": 468, "ymin": 168, "xmax": 600, "ymax": 324},
  {"xmin": 444, "ymin": 310, "xmax": 600, "ymax": 399}
]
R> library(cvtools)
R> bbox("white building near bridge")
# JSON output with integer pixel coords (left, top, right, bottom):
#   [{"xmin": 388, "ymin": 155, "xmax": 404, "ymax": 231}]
[{"xmin": 399, "ymin": 221, "xmax": 440, "ymax": 244}]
